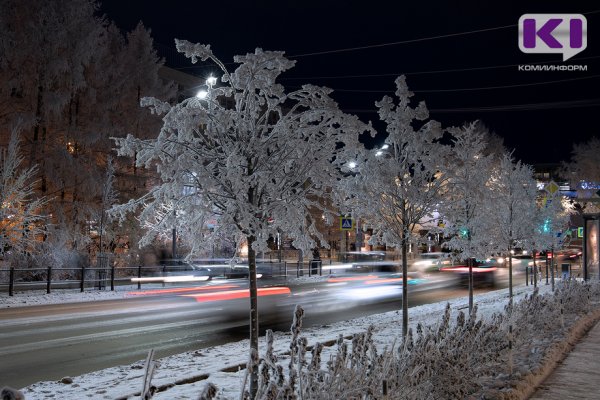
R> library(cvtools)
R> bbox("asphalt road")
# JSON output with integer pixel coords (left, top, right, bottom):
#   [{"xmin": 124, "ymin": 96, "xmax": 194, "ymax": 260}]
[{"xmin": 0, "ymin": 273, "xmax": 510, "ymax": 389}]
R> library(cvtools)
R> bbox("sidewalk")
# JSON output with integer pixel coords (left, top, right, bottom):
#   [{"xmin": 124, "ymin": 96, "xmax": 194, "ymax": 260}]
[{"xmin": 530, "ymin": 320, "xmax": 600, "ymax": 399}]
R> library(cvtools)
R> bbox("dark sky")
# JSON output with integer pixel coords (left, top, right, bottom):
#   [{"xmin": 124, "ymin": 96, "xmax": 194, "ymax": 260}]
[{"xmin": 100, "ymin": 0, "xmax": 599, "ymax": 165}]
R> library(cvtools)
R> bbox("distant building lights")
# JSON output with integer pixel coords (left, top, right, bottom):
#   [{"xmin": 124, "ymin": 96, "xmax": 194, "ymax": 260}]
[{"xmin": 580, "ymin": 181, "xmax": 600, "ymax": 190}]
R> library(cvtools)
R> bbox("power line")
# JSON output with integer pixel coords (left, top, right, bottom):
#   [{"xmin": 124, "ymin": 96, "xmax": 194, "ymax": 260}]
[
  {"xmin": 287, "ymin": 25, "xmax": 515, "ymax": 58},
  {"xmin": 343, "ymin": 99, "xmax": 600, "ymax": 114},
  {"xmin": 280, "ymin": 56, "xmax": 600, "ymax": 80},
  {"xmin": 287, "ymin": 9, "xmax": 600, "ymax": 58},
  {"xmin": 431, "ymin": 99, "xmax": 600, "ymax": 113},
  {"xmin": 326, "ymin": 74, "xmax": 600, "ymax": 94}
]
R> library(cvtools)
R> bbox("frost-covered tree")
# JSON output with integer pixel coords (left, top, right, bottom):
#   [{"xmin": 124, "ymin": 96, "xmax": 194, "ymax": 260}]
[
  {"xmin": 111, "ymin": 40, "xmax": 366, "ymax": 397},
  {"xmin": 0, "ymin": 0, "xmax": 103, "ymax": 130},
  {"xmin": 442, "ymin": 122, "xmax": 496, "ymax": 312},
  {"xmin": 97, "ymin": 156, "xmax": 118, "ymax": 256},
  {"xmin": 477, "ymin": 122, "xmax": 508, "ymax": 161},
  {"xmin": 0, "ymin": 1, "xmax": 173, "ymax": 263},
  {"xmin": 0, "ymin": 126, "xmax": 48, "ymax": 257},
  {"xmin": 487, "ymin": 153, "xmax": 537, "ymax": 301},
  {"xmin": 561, "ymin": 136, "xmax": 600, "ymax": 203},
  {"xmin": 349, "ymin": 76, "xmax": 447, "ymax": 338},
  {"xmin": 527, "ymin": 193, "xmax": 573, "ymax": 286}
]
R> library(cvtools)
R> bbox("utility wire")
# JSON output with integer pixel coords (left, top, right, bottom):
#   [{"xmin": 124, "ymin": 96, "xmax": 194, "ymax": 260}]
[
  {"xmin": 325, "ymin": 74, "xmax": 600, "ymax": 94},
  {"xmin": 287, "ymin": 9, "xmax": 600, "ymax": 58},
  {"xmin": 280, "ymin": 56, "xmax": 600, "ymax": 80},
  {"xmin": 343, "ymin": 99, "xmax": 600, "ymax": 114},
  {"xmin": 431, "ymin": 99, "xmax": 600, "ymax": 113},
  {"xmin": 164, "ymin": 9, "xmax": 600, "ymax": 72},
  {"xmin": 288, "ymin": 25, "xmax": 515, "ymax": 58}
]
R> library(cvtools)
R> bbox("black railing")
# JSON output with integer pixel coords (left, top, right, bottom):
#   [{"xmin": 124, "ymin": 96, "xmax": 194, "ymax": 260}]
[{"xmin": 0, "ymin": 260, "xmax": 331, "ymax": 296}]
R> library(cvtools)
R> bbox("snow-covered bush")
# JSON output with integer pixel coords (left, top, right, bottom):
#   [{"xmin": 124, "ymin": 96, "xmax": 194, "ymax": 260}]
[
  {"xmin": 502, "ymin": 281, "xmax": 600, "ymax": 387},
  {"xmin": 204, "ymin": 281, "xmax": 600, "ymax": 399},
  {"xmin": 398, "ymin": 304, "xmax": 506, "ymax": 399}
]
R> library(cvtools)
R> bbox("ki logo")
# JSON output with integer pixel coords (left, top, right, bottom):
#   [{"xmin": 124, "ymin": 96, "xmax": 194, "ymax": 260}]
[{"xmin": 519, "ymin": 14, "xmax": 587, "ymax": 61}]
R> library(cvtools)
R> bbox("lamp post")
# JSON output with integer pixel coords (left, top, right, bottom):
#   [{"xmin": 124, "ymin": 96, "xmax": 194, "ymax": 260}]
[{"xmin": 187, "ymin": 75, "xmax": 218, "ymax": 261}]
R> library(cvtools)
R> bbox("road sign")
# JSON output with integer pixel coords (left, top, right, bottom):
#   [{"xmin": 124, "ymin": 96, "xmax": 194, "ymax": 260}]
[
  {"xmin": 340, "ymin": 217, "xmax": 354, "ymax": 230},
  {"xmin": 578, "ymin": 227, "xmax": 584, "ymax": 238},
  {"xmin": 542, "ymin": 197, "xmax": 551, "ymax": 208},
  {"xmin": 544, "ymin": 181, "xmax": 559, "ymax": 196}
]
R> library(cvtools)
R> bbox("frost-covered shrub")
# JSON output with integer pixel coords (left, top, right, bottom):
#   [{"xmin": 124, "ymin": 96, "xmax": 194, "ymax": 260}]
[
  {"xmin": 249, "ymin": 303, "xmax": 507, "ymax": 399},
  {"xmin": 488, "ymin": 288, "xmax": 560, "ymax": 391},
  {"xmin": 503, "ymin": 282, "xmax": 598, "ymax": 381},
  {"xmin": 2, "ymin": 245, "xmax": 88, "ymax": 272},
  {"xmin": 0, "ymin": 386, "xmax": 25, "ymax": 400},
  {"xmin": 204, "ymin": 281, "xmax": 600, "ymax": 399},
  {"xmin": 253, "ymin": 306, "xmax": 407, "ymax": 400},
  {"xmin": 485, "ymin": 282, "xmax": 600, "ymax": 395},
  {"xmin": 397, "ymin": 304, "xmax": 507, "ymax": 399}
]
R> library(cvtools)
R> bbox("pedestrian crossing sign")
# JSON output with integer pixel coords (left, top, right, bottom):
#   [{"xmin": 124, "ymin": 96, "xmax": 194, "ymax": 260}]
[{"xmin": 340, "ymin": 217, "xmax": 354, "ymax": 230}]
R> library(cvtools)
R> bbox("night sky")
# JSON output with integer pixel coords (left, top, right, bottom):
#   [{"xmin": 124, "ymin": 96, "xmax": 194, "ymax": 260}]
[{"xmin": 100, "ymin": 0, "xmax": 599, "ymax": 165}]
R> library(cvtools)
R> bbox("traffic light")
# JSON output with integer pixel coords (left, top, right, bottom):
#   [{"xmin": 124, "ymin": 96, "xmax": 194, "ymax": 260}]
[
  {"xmin": 459, "ymin": 227, "xmax": 469, "ymax": 238},
  {"xmin": 541, "ymin": 218, "xmax": 551, "ymax": 234}
]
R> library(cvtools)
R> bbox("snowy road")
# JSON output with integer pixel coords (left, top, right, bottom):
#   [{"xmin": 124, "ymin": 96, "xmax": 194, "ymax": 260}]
[
  {"xmin": 0, "ymin": 294, "xmax": 250, "ymax": 388},
  {"xmin": 0, "ymin": 275, "xmax": 494, "ymax": 388}
]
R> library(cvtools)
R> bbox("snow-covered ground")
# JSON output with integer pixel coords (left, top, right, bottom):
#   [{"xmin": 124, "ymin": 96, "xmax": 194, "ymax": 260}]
[
  {"xmin": 1, "ymin": 280, "xmax": 597, "ymax": 399},
  {"xmin": 1, "ymin": 287, "xmax": 131, "ymax": 308}
]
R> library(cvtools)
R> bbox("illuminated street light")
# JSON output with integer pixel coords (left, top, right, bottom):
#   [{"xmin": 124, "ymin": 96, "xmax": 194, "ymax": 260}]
[
  {"xmin": 197, "ymin": 75, "xmax": 218, "ymax": 100},
  {"xmin": 206, "ymin": 75, "xmax": 217, "ymax": 87}
]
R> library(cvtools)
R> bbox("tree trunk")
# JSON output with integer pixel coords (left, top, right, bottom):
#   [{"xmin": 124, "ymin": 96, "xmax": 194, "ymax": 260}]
[
  {"xmin": 401, "ymin": 234, "xmax": 408, "ymax": 339},
  {"xmin": 30, "ymin": 83, "xmax": 43, "ymax": 169},
  {"xmin": 246, "ymin": 234, "xmax": 259, "ymax": 399},
  {"xmin": 551, "ymin": 246, "xmax": 555, "ymax": 291},
  {"xmin": 467, "ymin": 232, "xmax": 474, "ymax": 313},
  {"xmin": 533, "ymin": 249, "xmax": 537, "ymax": 288},
  {"xmin": 468, "ymin": 257, "xmax": 474, "ymax": 313},
  {"xmin": 508, "ymin": 246, "xmax": 513, "ymax": 304},
  {"xmin": 99, "ymin": 210, "xmax": 104, "ymax": 255}
]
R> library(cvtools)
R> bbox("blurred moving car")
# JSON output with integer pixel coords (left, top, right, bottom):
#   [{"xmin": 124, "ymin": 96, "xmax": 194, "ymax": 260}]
[
  {"xmin": 558, "ymin": 248, "xmax": 582, "ymax": 261},
  {"xmin": 494, "ymin": 254, "xmax": 533, "ymax": 271},
  {"xmin": 440, "ymin": 259, "xmax": 497, "ymax": 287},
  {"xmin": 161, "ymin": 261, "xmax": 216, "ymax": 279},
  {"xmin": 410, "ymin": 252, "xmax": 451, "ymax": 273},
  {"xmin": 339, "ymin": 251, "xmax": 401, "ymax": 273},
  {"xmin": 222, "ymin": 263, "xmax": 277, "ymax": 279}
]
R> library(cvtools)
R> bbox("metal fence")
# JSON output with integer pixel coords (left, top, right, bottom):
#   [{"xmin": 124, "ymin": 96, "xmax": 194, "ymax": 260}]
[{"xmin": 0, "ymin": 260, "xmax": 329, "ymax": 296}]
